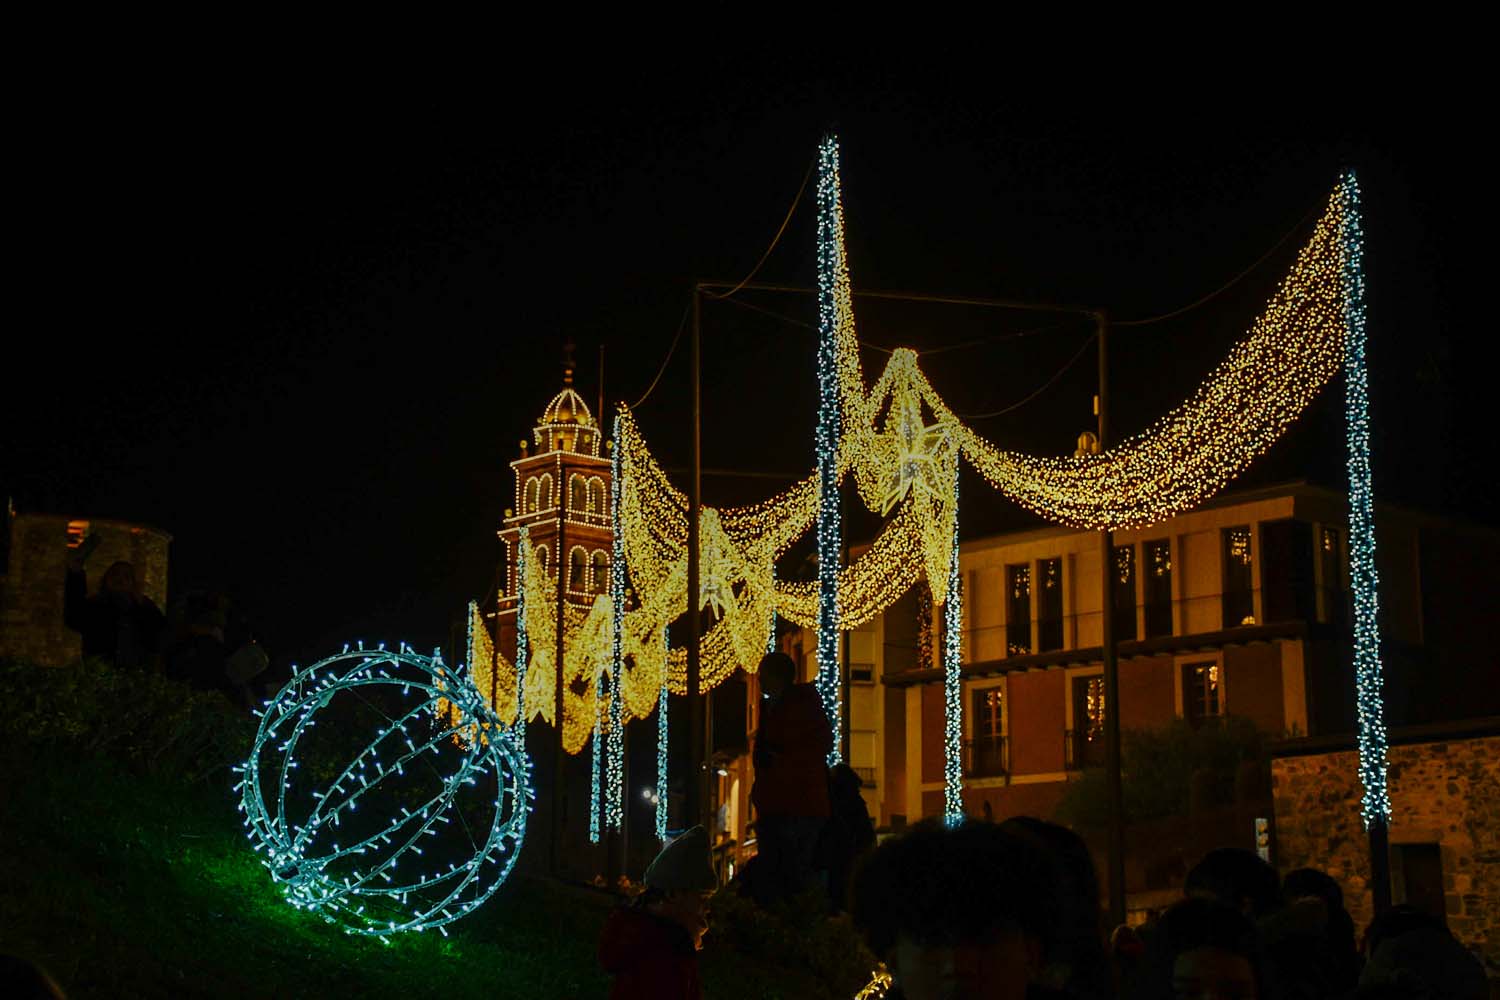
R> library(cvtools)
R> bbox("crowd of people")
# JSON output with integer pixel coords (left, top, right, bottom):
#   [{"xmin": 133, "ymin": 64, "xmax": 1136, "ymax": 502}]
[
  {"xmin": 63, "ymin": 531, "xmax": 266, "ymax": 706},
  {"xmin": 600, "ymin": 652, "xmax": 1491, "ymax": 1000}
]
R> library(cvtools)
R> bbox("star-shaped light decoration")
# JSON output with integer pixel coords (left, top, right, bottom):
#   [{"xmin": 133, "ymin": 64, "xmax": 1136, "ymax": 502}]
[
  {"xmin": 877, "ymin": 386, "xmax": 953, "ymax": 516},
  {"xmin": 697, "ymin": 510, "xmax": 735, "ymax": 619}
]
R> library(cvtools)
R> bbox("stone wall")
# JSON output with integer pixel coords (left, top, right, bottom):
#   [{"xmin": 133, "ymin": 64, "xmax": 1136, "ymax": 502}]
[
  {"xmin": 0, "ymin": 513, "xmax": 171, "ymax": 666},
  {"xmin": 1272, "ymin": 731, "xmax": 1500, "ymax": 965}
]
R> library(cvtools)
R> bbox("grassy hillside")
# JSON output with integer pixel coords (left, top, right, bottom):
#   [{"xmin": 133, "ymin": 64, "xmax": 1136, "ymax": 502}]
[{"xmin": 0, "ymin": 661, "xmax": 869, "ymax": 998}]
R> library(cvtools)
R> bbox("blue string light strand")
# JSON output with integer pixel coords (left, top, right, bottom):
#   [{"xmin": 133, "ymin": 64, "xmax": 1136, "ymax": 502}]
[
  {"xmin": 236, "ymin": 645, "xmax": 531, "ymax": 940},
  {"xmin": 656, "ymin": 625, "xmax": 670, "ymax": 842},
  {"xmin": 608, "ymin": 413, "xmax": 628, "ymax": 832},
  {"xmin": 943, "ymin": 467, "xmax": 964, "ymax": 827},
  {"xmin": 515, "ymin": 527, "xmax": 530, "ymax": 743},
  {"xmin": 767, "ymin": 560, "xmax": 778, "ymax": 656},
  {"xmin": 815, "ymin": 133, "xmax": 845, "ymax": 765},
  {"xmin": 590, "ymin": 660, "xmax": 603, "ymax": 844},
  {"xmin": 1339, "ymin": 172, "xmax": 1390, "ymax": 829}
]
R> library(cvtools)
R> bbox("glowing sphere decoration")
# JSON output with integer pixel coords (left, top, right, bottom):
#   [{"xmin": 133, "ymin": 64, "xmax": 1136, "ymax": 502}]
[{"xmin": 235, "ymin": 643, "xmax": 531, "ymax": 940}]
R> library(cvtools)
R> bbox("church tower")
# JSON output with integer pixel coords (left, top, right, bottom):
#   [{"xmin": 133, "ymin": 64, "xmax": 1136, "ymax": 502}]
[{"xmin": 494, "ymin": 348, "xmax": 612, "ymax": 680}]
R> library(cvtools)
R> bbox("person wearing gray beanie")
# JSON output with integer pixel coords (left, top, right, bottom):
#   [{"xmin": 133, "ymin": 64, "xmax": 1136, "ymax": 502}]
[{"xmin": 598, "ymin": 826, "xmax": 718, "ymax": 999}]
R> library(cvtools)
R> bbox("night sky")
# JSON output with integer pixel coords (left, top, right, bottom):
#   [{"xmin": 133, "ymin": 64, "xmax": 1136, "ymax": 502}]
[{"xmin": 8, "ymin": 69, "xmax": 1491, "ymax": 674}]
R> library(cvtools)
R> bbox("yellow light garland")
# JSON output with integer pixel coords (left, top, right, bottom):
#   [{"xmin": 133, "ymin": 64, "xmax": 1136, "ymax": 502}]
[{"xmin": 536, "ymin": 165, "xmax": 1358, "ymax": 750}]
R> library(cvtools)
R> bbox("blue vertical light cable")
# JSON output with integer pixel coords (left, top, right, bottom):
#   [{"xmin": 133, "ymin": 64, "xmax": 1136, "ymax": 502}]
[
  {"xmin": 656, "ymin": 625, "xmax": 670, "ymax": 842},
  {"xmin": 815, "ymin": 134, "xmax": 845, "ymax": 765},
  {"xmin": 590, "ymin": 663, "xmax": 603, "ymax": 844},
  {"xmin": 943, "ymin": 466, "xmax": 964, "ymax": 826},
  {"xmin": 1340, "ymin": 172, "xmax": 1389, "ymax": 828},
  {"xmin": 515, "ymin": 526, "xmax": 529, "ymax": 744},
  {"xmin": 607, "ymin": 414, "xmax": 628, "ymax": 832},
  {"xmin": 767, "ymin": 561, "xmax": 778, "ymax": 656}
]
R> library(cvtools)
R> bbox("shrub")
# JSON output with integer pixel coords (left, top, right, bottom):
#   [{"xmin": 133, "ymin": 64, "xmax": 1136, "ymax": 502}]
[
  {"xmin": 1054, "ymin": 716, "xmax": 1269, "ymax": 829},
  {"xmin": 0, "ymin": 657, "xmax": 253, "ymax": 783},
  {"xmin": 706, "ymin": 885, "xmax": 877, "ymax": 999}
]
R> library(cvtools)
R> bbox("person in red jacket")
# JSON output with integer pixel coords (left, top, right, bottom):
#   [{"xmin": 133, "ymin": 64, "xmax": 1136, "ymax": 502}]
[
  {"xmin": 750, "ymin": 651, "xmax": 832, "ymax": 906},
  {"xmin": 598, "ymin": 825, "xmax": 716, "ymax": 1000}
]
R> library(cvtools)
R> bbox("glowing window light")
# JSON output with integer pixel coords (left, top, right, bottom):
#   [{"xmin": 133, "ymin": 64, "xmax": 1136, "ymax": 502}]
[{"xmin": 237, "ymin": 645, "xmax": 530, "ymax": 938}]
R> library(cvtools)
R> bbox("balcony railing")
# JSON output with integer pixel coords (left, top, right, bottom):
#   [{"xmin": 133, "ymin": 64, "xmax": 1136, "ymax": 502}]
[
  {"xmin": 962, "ymin": 735, "xmax": 1009, "ymax": 778},
  {"xmin": 1064, "ymin": 728, "xmax": 1106, "ymax": 770},
  {"xmin": 852, "ymin": 765, "xmax": 877, "ymax": 787}
]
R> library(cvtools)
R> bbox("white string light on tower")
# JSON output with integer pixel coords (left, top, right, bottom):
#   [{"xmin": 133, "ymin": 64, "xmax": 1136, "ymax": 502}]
[
  {"xmin": 815, "ymin": 133, "xmax": 847, "ymax": 764},
  {"xmin": 1338, "ymin": 172, "xmax": 1390, "ymax": 828}
]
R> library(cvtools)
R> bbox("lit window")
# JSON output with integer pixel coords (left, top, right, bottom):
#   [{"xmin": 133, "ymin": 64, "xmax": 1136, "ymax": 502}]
[
  {"xmin": 1223, "ymin": 526, "xmax": 1255, "ymax": 627},
  {"xmin": 1006, "ymin": 565, "xmax": 1031, "ymax": 655},
  {"xmin": 1183, "ymin": 661, "xmax": 1222, "ymax": 725},
  {"xmin": 1145, "ymin": 540, "xmax": 1172, "ymax": 638}
]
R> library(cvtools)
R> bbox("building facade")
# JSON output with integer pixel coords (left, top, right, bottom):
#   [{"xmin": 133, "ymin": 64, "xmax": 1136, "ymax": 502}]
[
  {"xmin": 714, "ymin": 481, "xmax": 1500, "ymax": 909},
  {"xmin": 0, "ymin": 510, "xmax": 171, "ymax": 666}
]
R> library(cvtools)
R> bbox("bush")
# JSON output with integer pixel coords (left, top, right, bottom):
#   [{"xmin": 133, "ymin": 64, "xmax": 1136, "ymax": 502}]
[
  {"xmin": 706, "ymin": 885, "xmax": 877, "ymax": 999},
  {"xmin": 0, "ymin": 657, "xmax": 253, "ymax": 784},
  {"xmin": 1054, "ymin": 716, "xmax": 1269, "ymax": 829}
]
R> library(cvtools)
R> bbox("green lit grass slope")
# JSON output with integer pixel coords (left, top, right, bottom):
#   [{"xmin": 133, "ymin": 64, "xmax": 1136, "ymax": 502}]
[{"xmin": 0, "ymin": 661, "xmax": 866, "ymax": 998}]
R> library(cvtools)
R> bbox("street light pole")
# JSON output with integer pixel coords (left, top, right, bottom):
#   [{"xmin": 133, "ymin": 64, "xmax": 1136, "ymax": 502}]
[
  {"xmin": 687, "ymin": 284, "xmax": 707, "ymax": 832},
  {"xmin": 1097, "ymin": 310, "xmax": 1127, "ymax": 929}
]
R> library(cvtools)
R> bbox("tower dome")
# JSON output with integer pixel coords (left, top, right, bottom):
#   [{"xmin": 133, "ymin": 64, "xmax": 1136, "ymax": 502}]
[{"xmin": 533, "ymin": 359, "xmax": 600, "ymax": 456}]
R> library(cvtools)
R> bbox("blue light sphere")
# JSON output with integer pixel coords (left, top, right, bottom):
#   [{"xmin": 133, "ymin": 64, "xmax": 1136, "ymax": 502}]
[{"xmin": 236, "ymin": 643, "xmax": 530, "ymax": 939}]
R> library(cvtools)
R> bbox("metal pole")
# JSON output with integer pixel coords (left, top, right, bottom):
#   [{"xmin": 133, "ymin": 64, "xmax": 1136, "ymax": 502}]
[
  {"xmin": 687, "ymin": 285, "xmax": 706, "ymax": 830},
  {"xmin": 1369, "ymin": 817, "xmax": 1391, "ymax": 912},
  {"xmin": 840, "ymin": 614, "xmax": 852, "ymax": 761},
  {"xmin": 1097, "ymin": 310, "xmax": 1126, "ymax": 928},
  {"xmin": 551, "ymin": 454, "xmax": 568, "ymax": 876}
]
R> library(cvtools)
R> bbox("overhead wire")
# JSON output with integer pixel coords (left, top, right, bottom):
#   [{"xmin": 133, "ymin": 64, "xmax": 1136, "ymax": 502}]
[
  {"xmin": 703, "ymin": 155, "xmax": 815, "ymax": 301},
  {"xmin": 630, "ymin": 298, "xmax": 691, "ymax": 409},
  {"xmin": 955, "ymin": 329, "xmax": 1098, "ymax": 420},
  {"xmin": 1114, "ymin": 199, "xmax": 1324, "ymax": 327}
]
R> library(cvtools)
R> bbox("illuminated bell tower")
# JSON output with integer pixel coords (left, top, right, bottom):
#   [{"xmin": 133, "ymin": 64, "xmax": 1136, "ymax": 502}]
[{"xmin": 495, "ymin": 349, "xmax": 613, "ymax": 703}]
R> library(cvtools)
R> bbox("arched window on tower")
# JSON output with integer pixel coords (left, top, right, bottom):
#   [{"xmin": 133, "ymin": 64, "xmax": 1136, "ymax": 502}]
[
  {"xmin": 592, "ymin": 550, "xmax": 610, "ymax": 593},
  {"xmin": 524, "ymin": 478, "xmax": 540, "ymax": 514},
  {"xmin": 570, "ymin": 546, "xmax": 589, "ymax": 592},
  {"xmin": 569, "ymin": 474, "xmax": 588, "ymax": 513},
  {"xmin": 535, "ymin": 544, "xmax": 550, "ymax": 578},
  {"xmin": 538, "ymin": 474, "xmax": 553, "ymax": 511},
  {"xmin": 588, "ymin": 477, "xmax": 605, "ymax": 516}
]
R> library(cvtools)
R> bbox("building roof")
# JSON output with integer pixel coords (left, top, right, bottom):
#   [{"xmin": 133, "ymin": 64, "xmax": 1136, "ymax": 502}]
[{"xmin": 539, "ymin": 386, "xmax": 596, "ymax": 430}]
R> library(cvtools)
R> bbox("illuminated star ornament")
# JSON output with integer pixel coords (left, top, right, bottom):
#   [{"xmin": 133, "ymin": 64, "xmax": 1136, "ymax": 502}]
[{"xmin": 875, "ymin": 388, "xmax": 953, "ymax": 516}]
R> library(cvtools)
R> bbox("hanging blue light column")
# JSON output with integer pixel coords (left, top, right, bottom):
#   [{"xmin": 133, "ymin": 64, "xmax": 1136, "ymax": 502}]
[
  {"xmin": 590, "ymin": 661, "xmax": 603, "ymax": 844},
  {"xmin": 656, "ymin": 625, "xmax": 670, "ymax": 842},
  {"xmin": 515, "ymin": 526, "xmax": 530, "ymax": 743},
  {"xmin": 943, "ymin": 469, "xmax": 964, "ymax": 827},
  {"xmin": 815, "ymin": 133, "xmax": 845, "ymax": 765},
  {"xmin": 1340, "ymin": 172, "xmax": 1390, "ymax": 829},
  {"xmin": 607, "ymin": 415, "xmax": 628, "ymax": 832}
]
